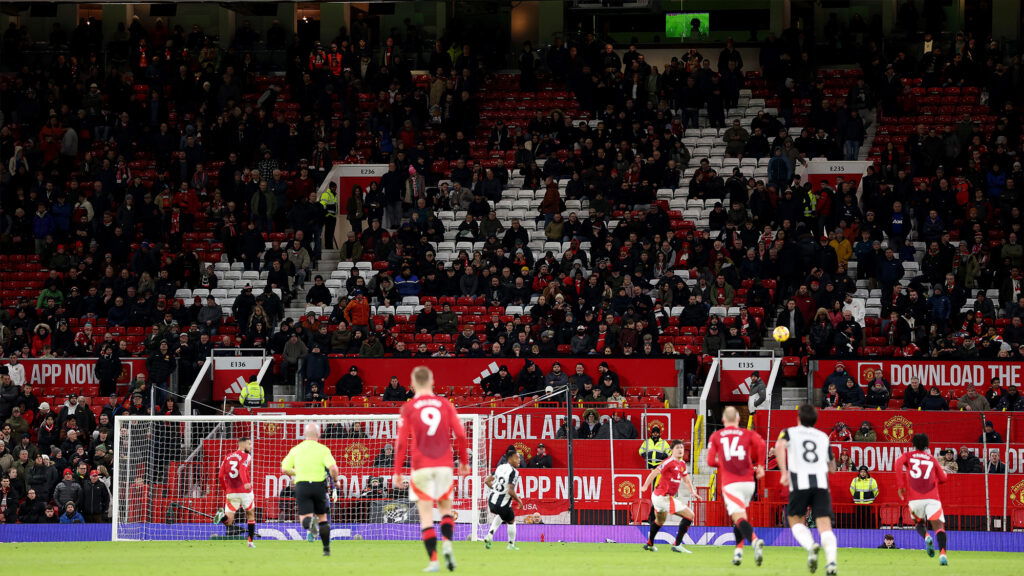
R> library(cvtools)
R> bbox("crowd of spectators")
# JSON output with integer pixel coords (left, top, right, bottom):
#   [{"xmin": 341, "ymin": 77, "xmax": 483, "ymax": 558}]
[
  {"xmin": 1, "ymin": 13, "xmax": 1024, "ymax": 530},
  {"xmin": 1, "ymin": 18, "xmax": 1024, "ymax": 412},
  {"xmin": 0, "ymin": 373, "xmax": 114, "ymax": 523}
]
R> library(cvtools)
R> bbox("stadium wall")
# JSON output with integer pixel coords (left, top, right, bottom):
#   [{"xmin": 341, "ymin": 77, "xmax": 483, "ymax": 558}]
[{"xmin": 5, "ymin": 524, "xmax": 1023, "ymax": 551}]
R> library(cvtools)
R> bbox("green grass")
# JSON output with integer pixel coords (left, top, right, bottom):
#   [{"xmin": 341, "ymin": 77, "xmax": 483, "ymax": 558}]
[{"xmin": 6, "ymin": 541, "xmax": 1024, "ymax": 576}]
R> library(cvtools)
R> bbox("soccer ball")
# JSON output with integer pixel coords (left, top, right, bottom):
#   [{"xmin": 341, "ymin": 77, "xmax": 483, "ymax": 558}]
[{"xmin": 772, "ymin": 326, "xmax": 791, "ymax": 343}]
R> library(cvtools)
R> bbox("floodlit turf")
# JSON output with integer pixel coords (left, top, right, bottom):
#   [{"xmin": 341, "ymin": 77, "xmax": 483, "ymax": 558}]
[{"xmin": 7, "ymin": 541, "xmax": 1024, "ymax": 575}]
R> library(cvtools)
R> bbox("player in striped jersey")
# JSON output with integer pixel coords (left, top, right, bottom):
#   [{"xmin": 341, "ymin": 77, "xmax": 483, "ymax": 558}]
[
  {"xmin": 776, "ymin": 405, "xmax": 838, "ymax": 575},
  {"xmin": 640, "ymin": 440, "xmax": 700, "ymax": 553},
  {"xmin": 483, "ymin": 449, "xmax": 523, "ymax": 550}
]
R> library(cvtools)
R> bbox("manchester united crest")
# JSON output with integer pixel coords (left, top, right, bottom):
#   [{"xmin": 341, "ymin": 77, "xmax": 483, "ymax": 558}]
[
  {"xmin": 262, "ymin": 422, "xmax": 281, "ymax": 438},
  {"xmin": 857, "ymin": 362, "xmax": 882, "ymax": 386},
  {"xmin": 1010, "ymin": 479, "xmax": 1024, "ymax": 507},
  {"xmin": 513, "ymin": 442, "xmax": 533, "ymax": 460},
  {"xmin": 882, "ymin": 415, "xmax": 913, "ymax": 442},
  {"xmin": 647, "ymin": 419, "xmax": 666, "ymax": 435},
  {"xmin": 617, "ymin": 479, "xmax": 638, "ymax": 501},
  {"xmin": 344, "ymin": 442, "xmax": 370, "ymax": 466}
]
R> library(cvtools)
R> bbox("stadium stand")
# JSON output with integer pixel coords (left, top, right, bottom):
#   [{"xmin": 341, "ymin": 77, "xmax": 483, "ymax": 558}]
[{"xmin": 1, "ymin": 7, "xmax": 1023, "ymax": 470}]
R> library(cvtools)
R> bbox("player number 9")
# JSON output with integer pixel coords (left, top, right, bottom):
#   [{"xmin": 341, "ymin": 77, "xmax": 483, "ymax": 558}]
[{"xmin": 421, "ymin": 407, "xmax": 442, "ymax": 436}]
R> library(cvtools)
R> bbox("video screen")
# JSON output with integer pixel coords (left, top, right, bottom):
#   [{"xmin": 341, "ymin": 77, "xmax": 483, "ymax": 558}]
[{"xmin": 666, "ymin": 12, "xmax": 710, "ymax": 39}]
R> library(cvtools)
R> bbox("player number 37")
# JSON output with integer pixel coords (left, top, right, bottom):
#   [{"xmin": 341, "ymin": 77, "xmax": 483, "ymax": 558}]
[{"xmin": 908, "ymin": 457, "xmax": 934, "ymax": 479}]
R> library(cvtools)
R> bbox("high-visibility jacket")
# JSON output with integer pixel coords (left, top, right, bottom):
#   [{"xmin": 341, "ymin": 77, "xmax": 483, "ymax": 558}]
[
  {"xmin": 239, "ymin": 380, "xmax": 266, "ymax": 407},
  {"xmin": 850, "ymin": 476, "xmax": 878, "ymax": 504},
  {"xmin": 319, "ymin": 187, "xmax": 338, "ymax": 215},
  {"xmin": 804, "ymin": 190, "xmax": 818, "ymax": 218},
  {"xmin": 638, "ymin": 438, "xmax": 671, "ymax": 469}
]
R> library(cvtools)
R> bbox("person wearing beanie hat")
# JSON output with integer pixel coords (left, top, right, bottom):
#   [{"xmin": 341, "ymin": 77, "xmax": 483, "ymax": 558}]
[
  {"xmin": 597, "ymin": 362, "xmax": 620, "ymax": 394},
  {"xmin": 337, "ymin": 365, "xmax": 364, "ymax": 398},
  {"xmin": 53, "ymin": 467, "xmax": 83, "ymax": 509},
  {"xmin": 481, "ymin": 365, "xmax": 515, "ymax": 398},
  {"xmin": 60, "ymin": 501, "xmax": 85, "ymax": 524}
]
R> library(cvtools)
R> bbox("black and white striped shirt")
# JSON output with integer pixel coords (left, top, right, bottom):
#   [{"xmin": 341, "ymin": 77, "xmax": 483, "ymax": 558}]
[
  {"xmin": 488, "ymin": 463, "xmax": 519, "ymax": 508},
  {"xmin": 780, "ymin": 426, "xmax": 832, "ymax": 490}
]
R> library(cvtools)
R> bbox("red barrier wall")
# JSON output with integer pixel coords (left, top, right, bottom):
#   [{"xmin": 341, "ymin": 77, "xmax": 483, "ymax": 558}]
[
  {"xmin": 320, "ymin": 357, "xmax": 680, "ymax": 395},
  {"xmin": 813, "ymin": 359, "xmax": 1023, "ymax": 390},
  {"xmin": 246, "ymin": 407, "xmax": 695, "ymax": 442},
  {"xmin": 756, "ymin": 409, "xmax": 1024, "ymax": 444}
]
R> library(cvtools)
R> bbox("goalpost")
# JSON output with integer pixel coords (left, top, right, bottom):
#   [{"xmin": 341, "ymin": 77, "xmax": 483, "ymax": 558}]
[{"xmin": 112, "ymin": 414, "xmax": 487, "ymax": 542}]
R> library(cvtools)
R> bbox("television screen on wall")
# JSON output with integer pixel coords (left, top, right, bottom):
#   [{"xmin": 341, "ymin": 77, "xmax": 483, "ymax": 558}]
[{"xmin": 665, "ymin": 12, "xmax": 710, "ymax": 39}]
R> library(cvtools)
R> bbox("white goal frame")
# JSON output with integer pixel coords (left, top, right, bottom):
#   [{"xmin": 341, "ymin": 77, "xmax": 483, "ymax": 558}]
[{"xmin": 112, "ymin": 414, "xmax": 485, "ymax": 541}]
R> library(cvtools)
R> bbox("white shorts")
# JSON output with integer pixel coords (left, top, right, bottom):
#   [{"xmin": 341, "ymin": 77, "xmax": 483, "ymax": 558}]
[
  {"xmin": 408, "ymin": 467, "xmax": 455, "ymax": 503},
  {"xmin": 721, "ymin": 482, "xmax": 755, "ymax": 516},
  {"xmin": 225, "ymin": 492, "xmax": 255, "ymax": 513},
  {"xmin": 908, "ymin": 499, "xmax": 945, "ymax": 523},
  {"xmin": 651, "ymin": 494, "xmax": 692, "ymax": 517}
]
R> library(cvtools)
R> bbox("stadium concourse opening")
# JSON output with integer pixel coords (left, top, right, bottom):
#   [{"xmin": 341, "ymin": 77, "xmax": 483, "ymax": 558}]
[{"xmin": 3, "ymin": 2, "xmax": 1024, "ymax": 574}]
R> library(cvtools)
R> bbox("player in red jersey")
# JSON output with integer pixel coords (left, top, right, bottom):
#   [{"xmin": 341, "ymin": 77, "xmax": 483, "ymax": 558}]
[
  {"xmin": 640, "ymin": 440, "xmax": 701, "ymax": 553},
  {"xmin": 895, "ymin": 433, "xmax": 950, "ymax": 566},
  {"xmin": 705, "ymin": 406, "xmax": 767, "ymax": 567},
  {"xmin": 392, "ymin": 366, "xmax": 470, "ymax": 573},
  {"xmin": 215, "ymin": 437, "xmax": 257, "ymax": 548}
]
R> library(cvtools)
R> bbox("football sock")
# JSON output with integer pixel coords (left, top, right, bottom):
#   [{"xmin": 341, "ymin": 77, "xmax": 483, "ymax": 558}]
[
  {"xmin": 488, "ymin": 514, "xmax": 503, "ymax": 536},
  {"xmin": 301, "ymin": 517, "xmax": 313, "ymax": 531},
  {"xmin": 791, "ymin": 523, "xmax": 816, "ymax": 552},
  {"xmin": 440, "ymin": 514, "xmax": 455, "ymax": 541},
  {"xmin": 318, "ymin": 522, "xmax": 330, "ymax": 550},
  {"xmin": 915, "ymin": 521, "xmax": 930, "ymax": 540},
  {"xmin": 422, "ymin": 527, "xmax": 438, "ymax": 561},
  {"xmin": 647, "ymin": 520, "xmax": 662, "ymax": 545},
  {"xmin": 737, "ymin": 519, "xmax": 756, "ymax": 545},
  {"xmin": 674, "ymin": 517, "xmax": 692, "ymax": 546},
  {"xmin": 507, "ymin": 522, "xmax": 517, "ymax": 545},
  {"xmin": 247, "ymin": 522, "xmax": 255, "ymax": 540},
  {"xmin": 733, "ymin": 526, "xmax": 745, "ymax": 548},
  {"xmin": 820, "ymin": 529, "xmax": 838, "ymax": 565},
  {"xmin": 936, "ymin": 529, "xmax": 947, "ymax": 553}
]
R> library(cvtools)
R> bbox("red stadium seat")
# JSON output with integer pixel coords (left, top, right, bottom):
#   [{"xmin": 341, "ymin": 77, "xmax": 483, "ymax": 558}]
[
  {"xmin": 879, "ymin": 505, "xmax": 900, "ymax": 528},
  {"xmin": 1013, "ymin": 509, "xmax": 1024, "ymax": 531}
]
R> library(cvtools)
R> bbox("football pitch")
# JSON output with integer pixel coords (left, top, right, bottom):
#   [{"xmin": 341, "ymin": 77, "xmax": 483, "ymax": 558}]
[{"xmin": 7, "ymin": 541, "xmax": 1024, "ymax": 576}]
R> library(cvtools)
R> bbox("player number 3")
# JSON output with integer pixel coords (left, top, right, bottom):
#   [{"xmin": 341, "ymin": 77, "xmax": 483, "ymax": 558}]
[
  {"xmin": 227, "ymin": 460, "xmax": 239, "ymax": 479},
  {"xmin": 421, "ymin": 406, "xmax": 442, "ymax": 436}
]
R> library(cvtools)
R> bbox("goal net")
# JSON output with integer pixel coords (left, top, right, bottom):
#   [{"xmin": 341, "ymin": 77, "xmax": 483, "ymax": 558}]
[{"xmin": 112, "ymin": 414, "xmax": 486, "ymax": 542}]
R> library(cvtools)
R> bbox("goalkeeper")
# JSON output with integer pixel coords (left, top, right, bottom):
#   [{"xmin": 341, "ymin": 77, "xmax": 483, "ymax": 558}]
[{"xmin": 281, "ymin": 423, "xmax": 339, "ymax": 557}]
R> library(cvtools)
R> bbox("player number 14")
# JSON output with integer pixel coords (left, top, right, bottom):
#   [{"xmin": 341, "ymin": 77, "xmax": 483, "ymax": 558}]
[{"xmin": 719, "ymin": 436, "xmax": 747, "ymax": 461}]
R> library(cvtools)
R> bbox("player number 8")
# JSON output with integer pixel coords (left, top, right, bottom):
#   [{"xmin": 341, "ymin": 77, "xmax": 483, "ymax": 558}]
[
  {"xmin": 801, "ymin": 440, "xmax": 819, "ymax": 463},
  {"xmin": 421, "ymin": 407, "xmax": 442, "ymax": 436}
]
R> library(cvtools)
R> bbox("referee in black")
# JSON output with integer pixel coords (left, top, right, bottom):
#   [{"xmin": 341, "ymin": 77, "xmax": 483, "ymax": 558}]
[{"xmin": 281, "ymin": 423, "xmax": 339, "ymax": 556}]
